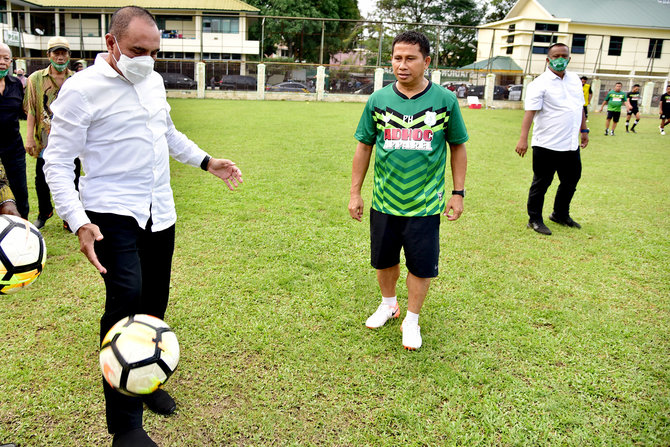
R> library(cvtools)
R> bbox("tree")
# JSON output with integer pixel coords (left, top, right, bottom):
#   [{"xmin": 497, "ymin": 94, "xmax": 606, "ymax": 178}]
[
  {"xmin": 485, "ymin": 0, "xmax": 517, "ymax": 23},
  {"xmin": 246, "ymin": 0, "xmax": 360, "ymax": 63}
]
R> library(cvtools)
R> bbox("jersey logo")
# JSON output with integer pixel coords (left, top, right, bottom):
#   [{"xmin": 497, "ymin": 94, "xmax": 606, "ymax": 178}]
[{"xmin": 425, "ymin": 111, "xmax": 437, "ymax": 126}]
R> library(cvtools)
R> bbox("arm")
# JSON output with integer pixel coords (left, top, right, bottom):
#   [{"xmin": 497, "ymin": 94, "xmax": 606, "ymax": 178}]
[
  {"xmin": 348, "ymin": 141, "xmax": 373, "ymax": 222},
  {"xmin": 515, "ymin": 110, "xmax": 537, "ymax": 157},
  {"xmin": 444, "ymin": 143, "xmax": 467, "ymax": 221},
  {"xmin": 580, "ymin": 108, "xmax": 589, "ymax": 149},
  {"xmin": 165, "ymin": 113, "xmax": 242, "ymax": 190},
  {"xmin": 0, "ymin": 163, "xmax": 19, "ymax": 217},
  {"xmin": 23, "ymin": 78, "xmax": 39, "ymax": 158}
]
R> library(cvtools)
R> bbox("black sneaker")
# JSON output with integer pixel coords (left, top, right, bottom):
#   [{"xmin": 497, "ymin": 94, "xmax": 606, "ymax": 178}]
[
  {"xmin": 32, "ymin": 212, "xmax": 53, "ymax": 229},
  {"xmin": 143, "ymin": 388, "xmax": 176, "ymax": 415},
  {"xmin": 112, "ymin": 428, "xmax": 157, "ymax": 447},
  {"xmin": 604, "ymin": 130, "xmax": 608, "ymax": 136},
  {"xmin": 527, "ymin": 220, "xmax": 552, "ymax": 235},
  {"xmin": 625, "ymin": 127, "xmax": 629, "ymax": 133},
  {"xmin": 631, "ymin": 128, "xmax": 636, "ymax": 133},
  {"xmin": 549, "ymin": 213, "xmax": 581, "ymax": 229}
]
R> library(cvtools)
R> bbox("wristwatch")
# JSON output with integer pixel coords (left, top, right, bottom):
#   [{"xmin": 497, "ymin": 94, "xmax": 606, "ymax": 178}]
[{"xmin": 452, "ymin": 189, "xmax": 465, "ymax": 197}]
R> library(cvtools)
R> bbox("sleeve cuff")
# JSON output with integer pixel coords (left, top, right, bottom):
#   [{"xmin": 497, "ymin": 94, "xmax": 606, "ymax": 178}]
[{"xmin": 67, "ymin": 210, "xmax": 91, "ymax": 235}]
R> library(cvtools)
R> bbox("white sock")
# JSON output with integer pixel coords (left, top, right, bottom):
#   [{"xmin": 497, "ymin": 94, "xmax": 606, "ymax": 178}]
[
  {"xmin": 404, "ymin": 310, "xmax": 419, "ymax": 325},
  {"xmin": 382, "ymin": 296, "xmax": 397, "ymax": 307}
]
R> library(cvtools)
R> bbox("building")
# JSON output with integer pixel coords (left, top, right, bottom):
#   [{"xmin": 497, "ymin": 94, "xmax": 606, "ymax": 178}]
[
  {"xmin": 476, "ymin": 0, "xmax": 670, "ymax": 78},
  {"xmin": 0, "ymin": 0, "xmax": 259, "ymax": 64}
]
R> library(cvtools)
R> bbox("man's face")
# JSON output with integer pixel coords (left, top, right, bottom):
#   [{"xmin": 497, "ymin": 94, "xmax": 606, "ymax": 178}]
[
  {"xmin": 614, "ymin": 84, "xmax": 622, "ymax": 92},
  {"xmin": 16, "ymin": 69, "xmax": 24, "ymax": 76},
  {"xmin": 632, "ymin": 86, "xmax": 639, "ymax": 93},
  {"xmin": 547, "ymin": 45, "xmax": 569, "ymax": 62},
  {"xmin": 581, "ymin": 78, "xmax": 586, "ymax": 85},
  {"xmin": 0, "ymin": 46, "xmax": 11, "ymax": 71},
  {"xmin": 107, "ymin": 17, "xmax": 160, "ymax": 64},
  {"xmin": 666, "ymin": 86, "xmax": 670, "ymax": 94},
  {"xmin": 391, "ymin": 42, "xmax": 430, "ymax": 87},
  {"xmin": 49, "ymin": 48, "xmax": 70, "ymax": 65}
]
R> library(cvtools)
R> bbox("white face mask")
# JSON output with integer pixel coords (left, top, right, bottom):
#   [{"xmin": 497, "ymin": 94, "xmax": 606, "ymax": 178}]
[{"xmin": 112, "ymin": 36, "xmax": 155, "ymax": 84}]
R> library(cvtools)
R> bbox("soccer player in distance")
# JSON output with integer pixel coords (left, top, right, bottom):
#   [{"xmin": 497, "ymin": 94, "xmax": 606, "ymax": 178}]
[
  {"xmin": 598, "ymin": 82, "xmax": 629, "ymax": 136},
  {"xmin": 349, "ymin": 31, "xmax": 468, "ymax": 351},
  {"xmin": 625, "ymin": 84, "xmax": 641, "ymax": 133},
  {"xmin": 515, "ymin": 43, "xmax": 589, "ymax": 236},
  {"xmin": 43, "ymin": 6, "xmax": 242, "ymax": 446},
  {"xmin": 659, "ymin": 84, "xmax": 670, "ymax": 136}
]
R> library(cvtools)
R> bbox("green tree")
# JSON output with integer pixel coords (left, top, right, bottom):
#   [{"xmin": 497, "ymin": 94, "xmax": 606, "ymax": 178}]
[
  {"xmin": 485, "ymin": 0, "xmax": 516, "ymax": 23},
  {"xmin": 246, "ymin": 0, "xmax": 360, "ymax": 63}
]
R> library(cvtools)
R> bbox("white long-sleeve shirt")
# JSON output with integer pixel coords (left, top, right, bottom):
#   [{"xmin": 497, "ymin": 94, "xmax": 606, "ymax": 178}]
[
  {"xmin": 44, "ymin": 53, "xmax": 209, "ymax": 234},
  {"xmin": 524, "ymin": 69, "xmax": 584, "ymax": 152}
]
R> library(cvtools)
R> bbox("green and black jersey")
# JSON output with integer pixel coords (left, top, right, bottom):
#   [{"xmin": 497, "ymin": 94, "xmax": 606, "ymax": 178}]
[
  {"xmin": 355, "ymin": 81, "xmax": 468, "ymax": 217},
  {"xmin": 627, "ymin": 91, "xmax": 640, "ymax": 109},
  {"xmin": 604, "ymin": 90, "xmax": 628, "ymax": 112}
]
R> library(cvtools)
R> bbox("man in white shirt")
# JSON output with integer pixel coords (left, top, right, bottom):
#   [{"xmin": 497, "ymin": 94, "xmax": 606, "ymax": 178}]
[
  {"xmin": 44, "ymin": 7, "xmax": 242, "ymax": 446},
  {"xmin": 515, "ymin": 43, "xmax": 589, "ymax": 236}
]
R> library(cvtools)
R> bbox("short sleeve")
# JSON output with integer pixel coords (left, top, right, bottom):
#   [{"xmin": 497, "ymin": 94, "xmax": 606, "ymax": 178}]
[
  {"xmin": 524, "ymin": 80, "xmax": 543, "ymax": 111},
  {"xmin": 354, "ymin": 99, "xmax": 377, "ymax": 146},
  {"xmin": 445, "ymin": 95, "xmax": 469, "ymax": 145}
]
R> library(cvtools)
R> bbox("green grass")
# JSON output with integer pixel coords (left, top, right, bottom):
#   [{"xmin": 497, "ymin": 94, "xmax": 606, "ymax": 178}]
[{"xmin": 0, "ymin": 100, "xmax": 668, "ymax": 446}]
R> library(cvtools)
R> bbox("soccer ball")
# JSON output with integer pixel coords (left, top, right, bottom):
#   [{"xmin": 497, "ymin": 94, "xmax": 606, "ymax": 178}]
[
  {"xmin": 0, "ymin": 215, "xmax": 46, "ymax": 294},
  {"xmin": 99, "ymin": 314, "xmax": 180, "ymax": 396}
]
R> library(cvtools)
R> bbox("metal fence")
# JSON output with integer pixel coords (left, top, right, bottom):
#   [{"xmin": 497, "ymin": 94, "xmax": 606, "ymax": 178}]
[{"xmin": 2, "ymin": 12, "xmax": 668, "ymax": 106}]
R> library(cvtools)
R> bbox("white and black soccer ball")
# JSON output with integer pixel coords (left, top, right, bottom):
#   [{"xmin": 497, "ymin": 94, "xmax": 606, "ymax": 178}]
[
  {"xmin": 99, "ymin": 314, "xmax": 180, "ymax": 396},
  {"xmin": 0, "ymin": 215, "xmax": 46, "ymax": 294}
]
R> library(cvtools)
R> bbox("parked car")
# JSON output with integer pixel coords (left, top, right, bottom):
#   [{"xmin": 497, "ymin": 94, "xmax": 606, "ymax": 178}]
[
  {"xmin": 218, "ymin": 75, "xmax": 257, "ymax": 91},
  {"xmin": 354, "ymin": 79, "xmax": 394, "ymax": 95},
  {"xmin": 466, "ymin": 84, "xmax": 508, "ymax": 100},
  {"xmin": 508, "ymin": 84, "xmax": 523, "ymax": 101},
  {"xmin": 159, "ymin": 72, "xmax": 196, "ymax": 89},
  {"xmin": 266, "ymin": 81, "xmax": 314, "ymax": 93}
]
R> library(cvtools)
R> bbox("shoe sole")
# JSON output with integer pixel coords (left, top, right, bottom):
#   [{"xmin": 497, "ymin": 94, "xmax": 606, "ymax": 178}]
[{"xmin": 365, "ymin": 308, "xmax": 399, "ymax": 329}]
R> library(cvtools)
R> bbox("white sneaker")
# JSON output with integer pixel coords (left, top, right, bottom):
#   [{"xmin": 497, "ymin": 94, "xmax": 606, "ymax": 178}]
[
  {"xmin": 662, "ymin": 129, "xmax": 666, "ymax": 135},
  {"xmin": 401, "ymin": 319, "xmax": 422, "ymax": 350},
  {"xmin": 365, "ymin": 303, "xmax": 399, "ymax": 329}
]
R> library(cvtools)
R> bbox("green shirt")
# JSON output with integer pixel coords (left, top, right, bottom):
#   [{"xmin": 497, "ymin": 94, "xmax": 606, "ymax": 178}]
[
  {"xmin": 355, "ymin": 82, "xmax": 469, "ymax": 217},
  {"xmin": 604, "ymin": 90, "xmax": 627, "ymax": 112}
]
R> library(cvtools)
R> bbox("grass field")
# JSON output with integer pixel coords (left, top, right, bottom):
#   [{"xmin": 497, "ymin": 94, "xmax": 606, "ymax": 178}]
[{"xmin": 0, "ymin": 99, "xmax": 669, "ymax": 446}]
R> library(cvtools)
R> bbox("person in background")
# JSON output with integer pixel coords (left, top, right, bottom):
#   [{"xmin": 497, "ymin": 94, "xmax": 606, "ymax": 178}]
[
  {"xmin": 580, "ymin": 76, "xmax": 592, "ymax": 122},
  {"xmin": 14, "ymin": 68, "xmax": 27, "ymax": 88},
  {"xmin": 598, "ymin": 82, "xmax": 629, "ymax": 136},
  {"xmin": 658, "ymin": 84, "xmax": 670, "ymax": 136},
  {"xmin": 0, "ymin": 43, "xmax": 29, "ymax": 219},
  {"xmin": 24, "ymin": 36, "xmax": 81, "ymax": 230},
  {"xmin": 625, "ymin": 84, "xmax": 641, "ymax": 133}
]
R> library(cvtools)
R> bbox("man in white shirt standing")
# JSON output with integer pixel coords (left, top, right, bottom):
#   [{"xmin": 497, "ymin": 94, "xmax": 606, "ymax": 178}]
[
  {"xmin": 44, "ymin": 7, "xmax": 242, "ymax": 446},
  {"xmin": 515, "ymin": 43, "xmax": 589, "ymax": 236}
]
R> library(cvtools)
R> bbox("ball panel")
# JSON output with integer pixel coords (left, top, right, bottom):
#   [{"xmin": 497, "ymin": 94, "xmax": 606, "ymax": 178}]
[
  {"xmin": 126, "ymin": 364, "xmax": 167, "ymax": 395},
  {"xmin": 114, "ymin": 324, "xmax": 161, "ymax": 364},
  {"xmin": 99, "ymin": 345, "xmax": 124, "ymax": 390},
  {"xmin": 158, "ymin": 331, "xmax": 180, "ymax": 371}
]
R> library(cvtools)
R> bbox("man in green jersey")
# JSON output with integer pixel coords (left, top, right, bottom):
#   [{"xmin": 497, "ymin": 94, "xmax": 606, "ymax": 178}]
[
  {"xmin": 598, "ymin": 82, "xmax": 630, "ymax": 136},
  {"xmin": 349, "ymin": 31, "xmax": 468, "ymax": 350}
]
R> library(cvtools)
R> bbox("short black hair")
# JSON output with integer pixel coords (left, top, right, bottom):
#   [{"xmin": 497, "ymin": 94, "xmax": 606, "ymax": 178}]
[
  {"xmin": 633, "ymin": 84, "xmax": 640, "ymax": 88},
  {"xmin": 109, "ymin": 6, "xmax": 157, "ymax": 40},
  {"xmin": 615, "ymin": 82, "xmax": 622, "ymax": 85},
  {"xmin": 548, "ymin": 42, "xmax": 569, "ymax": 54},
  {"xmin": 392, "ymin": 31, "xmax": 430, "ymax": 58},
  {"xmin": 580, "ymin": 76, "xmax": 587, "ymax": 81}
]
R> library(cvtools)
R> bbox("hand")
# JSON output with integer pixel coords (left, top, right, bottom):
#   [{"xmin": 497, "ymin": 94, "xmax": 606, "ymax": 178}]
[
  {"xmin": 0, "ymin": 201, "xmax": 20, "ymax": 217},
  {"xmin": 444, "ymin": 195, "xmax": 463, "ymax": 221},
  {"xmin": 598, "ymin": 107, "xmax": 603, "ymax": 113},
  {"xmin": 76, "ymin": 223, "xmax": 106, "ymax": 274},
  {"xmin": 515, "ymin": 139, "xmax": 528, "ymax": 157},
  {"xmin": 348, "ymin": 195, "xmax": 364, "ymax": 222},
  {"xmin": 24, "ymin": 137, "xmax": 39, "ymax": 158},
  {"xmin": 207, "ymin": 158, "xmax": 243, "ymax": 190},
  {"xmin": 580, "ymin": 132, "xmax": 589, "ymax": 149}
]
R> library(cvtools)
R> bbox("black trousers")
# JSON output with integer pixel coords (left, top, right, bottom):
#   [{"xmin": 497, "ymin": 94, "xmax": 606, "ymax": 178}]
[
  {"xmin": 0, "ymin": 148, "xmax": 29, "ymax": 219},
  {"xmin": 527, "ymin": 146, "xmax": 582, "ymax": 222},
  {"xmin": 36, "ymin": 157, "xmax": 81, "ymax": 219},
  {"xmin": 88, "ymin": 211, "xmax": 175, "ymax": 435}
]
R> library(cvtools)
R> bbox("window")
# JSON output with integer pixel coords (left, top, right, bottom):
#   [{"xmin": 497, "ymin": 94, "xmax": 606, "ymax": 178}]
[
  {"xmin": 507, "ymin": 24, "xmax": 515, "ymax": 44},
  {"xmin": 506, "ymin": 46, "xmax": 513, "ymax": 54},
  {"xmin": 535, "ymin": 23, "xmax": 559, "ymax": 32},
  {"xmin": 608, "ymin": 36, "xmax": 623, "ymax": 56},
  {"xmin": 534, "ymin": 34, "xmax": 558, "ymax": 44},
  {"xmin": 572, "ymin": 34, "xmax": 586, "ymax": 54},
  {"xmin": 532, "ymin": 46, "xmax": 549, "ymax": 54},
  {"xmin": 203, "ymin": 16, "xmax": 239, "ymax": 34},
  {"xmin": 648, "ymin": 39, "xmax": 663, "ymax": 58},
  {"xmin": 0, "ymin": 12, "xmax": 6, "ymax": 24}
]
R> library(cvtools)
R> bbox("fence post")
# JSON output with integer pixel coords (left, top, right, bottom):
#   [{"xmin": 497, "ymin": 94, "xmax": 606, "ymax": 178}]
[
  {"xmin": 374, "ymin": 67, "xmax": 384, "ymax": 92},
  {"xmin": 641, "ymin": 81, "xmax": 655, "ymax": 115},
  {"xmin": 196, "ymin": 61, "xmax": 206, "ymax": 98},
  {"xmin": 522, "ymin": 74, "xmax": 533, "ymax": 101},
  {"xmin": 431, "ymin": 69, "xmax": 441, "ymax": 86},
  {"xmin": 257, "ymin": 63, "xmax": 266, "ymax": 100},
  {"xmin": 316, "ymin": 65, "xmax": 326, "ymax": 101},
  {"xmin": 485, "ymin": 72, "xmax": 496, "ymax": 108}
]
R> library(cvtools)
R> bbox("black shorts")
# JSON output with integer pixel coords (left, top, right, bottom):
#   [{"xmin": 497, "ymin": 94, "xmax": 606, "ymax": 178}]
[
  {"xmin": 607, "ymin": 110, "xmax": 621, "ymax": 122},
  {"xmin": 627, "ymin": 107, "xmax": 639, "ymax": 116},
  {"xmin": 661, "ymin": 113, "xmax": 669, "ymax": 120},
  {"xmin": 370, "ymin": 208, "xmax": 440, "ymax": 278}
]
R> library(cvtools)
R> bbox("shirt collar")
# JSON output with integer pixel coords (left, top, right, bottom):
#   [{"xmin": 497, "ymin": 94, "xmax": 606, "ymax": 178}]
[
  {"xmin": 94, "ymin": 53, "xmax": 124, "ymax": 79},
  {"xmin": 39, "ymin": 65, "xmax": 73, "ymax": 78}
]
